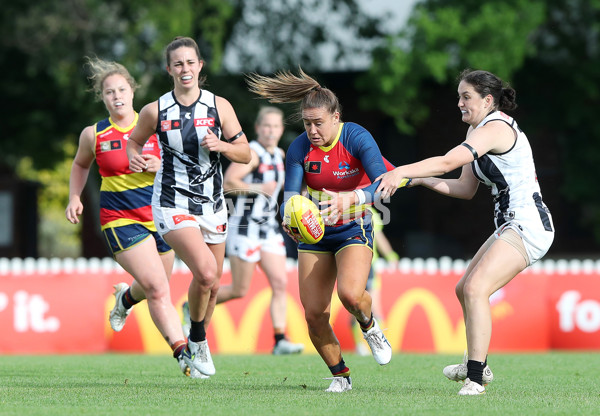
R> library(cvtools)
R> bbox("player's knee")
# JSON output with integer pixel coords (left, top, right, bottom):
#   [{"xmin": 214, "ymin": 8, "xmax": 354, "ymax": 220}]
[
  {"xmin": 305, "ymin": 310, "xmax": 329, "ymax": 331},
  {"xmin": 269, "ymin": 277, "xmax": 287, "ymax": 295},
  {"xmin": 337, "ymin": 289, "xmax": 362, "ymax": 313},
  {"xmin": 143, "ymin": 280, "xmax": 170, "ymax": 303}
]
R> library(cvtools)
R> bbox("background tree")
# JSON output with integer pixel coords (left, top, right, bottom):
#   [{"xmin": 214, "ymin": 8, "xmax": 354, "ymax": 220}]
[{"xmin": 360, "ymin": 0, "xmax": 600, "ymax": 251}]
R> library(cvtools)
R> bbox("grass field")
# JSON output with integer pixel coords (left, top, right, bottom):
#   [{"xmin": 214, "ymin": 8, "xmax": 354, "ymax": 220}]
[{"xmin": 1, "ymin": 352, "xmax": 599, "ymax": 415}]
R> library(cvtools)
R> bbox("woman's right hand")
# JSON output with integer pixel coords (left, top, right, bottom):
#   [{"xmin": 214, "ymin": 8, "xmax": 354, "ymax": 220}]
[
  {"xmin": 281, "ymin": 221, "xmax": 300, "ymax": 243},
  {"xmin": 65, "ymin": 198, "xmax": 83, "ymax": 224}
]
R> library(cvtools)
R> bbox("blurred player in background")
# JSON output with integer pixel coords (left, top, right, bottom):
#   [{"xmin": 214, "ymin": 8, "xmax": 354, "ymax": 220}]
[
  {"xmin": 376, "ymin": 69, "xmax": 554, "ymax": 395},
  {"xmin": 181, "ymin": 107, "xmax": 304, "ymax": 355},
  {"xmin": 218, "ymin": 106, "xmax": 303, "ymax": 355},
  {"xmin": 246, "ymin": 69, "xmax": 393, "ymax": 393},
  {"xmin": 127, "ymin": 37, "xmax": 251, "ymax": 379},
  {"xmin": 66, "ymin": 57, "xmax": 187, "ymax": 375}
]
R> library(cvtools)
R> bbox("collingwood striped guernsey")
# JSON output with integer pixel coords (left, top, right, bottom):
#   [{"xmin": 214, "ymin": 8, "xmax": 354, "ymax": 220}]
[
  {"xmin": 471, "ymin": 111, "xmax": 553, "ymax": 233},
  {"xmin": 229, "ymin": 140, "xmax": 285, "ymax": 237},
  {"xmin": 153, "ymin": 90, "xmax": 224, "ymax": 215}
]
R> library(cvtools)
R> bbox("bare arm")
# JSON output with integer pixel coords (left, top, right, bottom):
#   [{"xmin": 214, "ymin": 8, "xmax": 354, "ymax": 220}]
[
  {"xmin": 65, "ymin": 126, "xmax": 96, "ymax": 224},
  {"xmin": 208, "ymin": 96, "xmax": 251, "ymax": 164},
  {"xmin": 411, "ymin": 164, "xmax": 479, "ymax": 200}
]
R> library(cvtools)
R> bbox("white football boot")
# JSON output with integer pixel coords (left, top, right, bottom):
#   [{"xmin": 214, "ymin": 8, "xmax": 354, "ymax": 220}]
[
  {"xmin": 109, "ymin": 283, "xmax": 132, "ymax": 332},
  {"xmin": 325, "ymin": 376, "xmax": 352, "ymax": 393},
  {"xmin": 443, "ymin": 352, "xmax": 494, "ymax": 385},
  {"xmin": 181, "ymin": 339, "xmax": 216, "ymax": 376},
  {"xmin": 458, "ymin": 378, "xmax": 485, "ymax": 395},
  {"xmin": 272, "ymin": 339, "xmax": 304, "ymax": 355},
  {"xmin": 362, "ymin": 319, "xmax": 392, "ymax": 365}
]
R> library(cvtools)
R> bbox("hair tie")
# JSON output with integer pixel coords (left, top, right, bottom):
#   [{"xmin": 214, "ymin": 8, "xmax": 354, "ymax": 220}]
[{"xmin": 312, "ymin": 86, "xmax": 322, "ymax": 92}]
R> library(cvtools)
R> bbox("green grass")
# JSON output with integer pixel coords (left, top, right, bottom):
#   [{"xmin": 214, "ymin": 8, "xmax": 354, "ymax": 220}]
[{"xmin": 1, "ymin": 352, "xmax": 599, "ymax": 415}]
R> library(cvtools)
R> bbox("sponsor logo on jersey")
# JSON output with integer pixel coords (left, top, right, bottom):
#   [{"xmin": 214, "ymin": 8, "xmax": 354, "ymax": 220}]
[
  {"xmin": 100, "ymin": 140, "xmax": 122, "ymax": 152},
  {"xmin": 306, "ymin": 161, "xmax": 321, "ymax": 174},
  {"xmin": 258, "ymin": 163, "xmax": 274, "ymax": 173},
  {"xmin": 338, "ymin": 161, "xmax": 350, "ymax": 170},
  {"xmin": 332, "ymin": 167, "xmax": 360, "ymax": 178},
  {"xmin": 161, "ymin": 120, "xmax": 182, "ymax": 131},
  {"xmin": 194, "ymin": 118, "xmax": 215, "ymax": 127},
  {"xmin": 98, "ymin": 130, "xmax": 113, "ymax": 139},
  {"xmin": 245, "ymin": 246, "xmax": 260, "ymax": 257},
  {"xmin": 172, "ymin": 214, "xmax": 196, "ymax": 225},
  {"xmin": 324, "ymin": 155, "xmax": 330, "ymax": 163},
  {"xmin": 100, "ymin": 141, "xmax": 111, "ymax": 152}
]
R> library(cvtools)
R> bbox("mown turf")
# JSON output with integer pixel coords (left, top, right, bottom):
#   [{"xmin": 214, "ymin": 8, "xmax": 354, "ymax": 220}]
[{"xmin": 0, "ymin": 352, "xmax": 599, "ymax": 415}]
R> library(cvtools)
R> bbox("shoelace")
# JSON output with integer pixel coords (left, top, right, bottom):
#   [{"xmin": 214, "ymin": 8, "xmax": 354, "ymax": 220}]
[
  {"xmin": 198, "ymin": 344, "xmax": 209, "ymax": 362},
  {"xmin": 364, "ymin": 331, "xmax": 385, "ymax": 350}
]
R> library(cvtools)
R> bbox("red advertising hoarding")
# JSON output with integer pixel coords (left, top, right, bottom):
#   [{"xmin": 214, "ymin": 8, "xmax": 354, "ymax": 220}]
[{"xmin": 1, "ymin": 262, "xmax": 599, "ymax": 354}]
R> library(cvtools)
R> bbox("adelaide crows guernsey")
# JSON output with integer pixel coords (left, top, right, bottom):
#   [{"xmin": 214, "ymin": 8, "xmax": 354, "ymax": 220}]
[
  {"xmin": 471, "ymin": 111, "xmax": 553, "ymax": 233},
  {"xmin": 230, "ymin": 140, "xmax": 285, "ymax": 237},
  {"xmin": 153, "ymin": 89, "xmax": 225, "ymax": 215},
  {"xmin": 94, "ymin": 113, "xmax": 160, "ymax": 230},
  {"xmin": 283, "ymin": 122, "xmax": 389, "ymax": 221}
]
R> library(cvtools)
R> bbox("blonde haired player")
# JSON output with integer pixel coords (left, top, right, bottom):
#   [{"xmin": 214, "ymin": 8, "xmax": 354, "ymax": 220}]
[{"xmin": 66, "ymin": 57, "xmax": 188, "ymax": 375}]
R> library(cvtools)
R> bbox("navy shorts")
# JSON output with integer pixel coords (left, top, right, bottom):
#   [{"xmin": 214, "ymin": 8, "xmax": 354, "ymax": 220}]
[
  {"xmin": 298, "ymin": 211, "xmax": 374, "ymax": 255},
  {"xmin": 103, "ymin": 223, "xmax": 172, "ymax": 257}
]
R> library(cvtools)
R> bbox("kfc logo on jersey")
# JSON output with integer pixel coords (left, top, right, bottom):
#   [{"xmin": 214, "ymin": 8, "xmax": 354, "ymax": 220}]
[
  {"xmin": 194, "ymin": 118, "xmax": 215, "ymax": 127},
  {"xmin": 161, "ymin": 120, "xmax": 182, "ymax": 131},
  {"xmin": 258, "ymin": 163, "xmax": 274, "ymax": 174}
]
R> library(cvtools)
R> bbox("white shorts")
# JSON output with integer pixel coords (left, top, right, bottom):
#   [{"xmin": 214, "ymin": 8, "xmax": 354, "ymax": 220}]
[
  {"xmin": 226, "ymin": 229, "xmax": 286, "ymax": 263},
  {"xmin": 153, "ymin": 206, "xmax": 228, "ymax": 244},
  {"xmin": 494, "ymin": 220, "xmax": 554, "ymax": 265}
]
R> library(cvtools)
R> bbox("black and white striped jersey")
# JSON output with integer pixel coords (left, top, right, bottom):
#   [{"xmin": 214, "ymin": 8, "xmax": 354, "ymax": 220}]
[
  {"xmin": 152, "ymin": 89, "xmax": 224, "ymax": 215},
  {"xmin": 229, "ymin": 140, "xmax": 285, "ymax": 237},
  {"xmin": 471, "ymin": 111, "xmax": 553, "ymax": 232}
]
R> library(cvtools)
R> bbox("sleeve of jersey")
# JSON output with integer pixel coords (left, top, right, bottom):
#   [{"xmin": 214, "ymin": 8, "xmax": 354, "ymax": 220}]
[
  {"xmin": 279, "ymin": 137, "xmax": 307, "ymax": 218},
  {"xmin": 349, "ymin": 126, "xmax": 388, "ymax": 204}
]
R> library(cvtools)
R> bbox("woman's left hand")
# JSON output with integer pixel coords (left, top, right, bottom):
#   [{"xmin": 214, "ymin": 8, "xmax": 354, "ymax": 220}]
[
  {"xmin": 201, "ymin": 129, "xmax": 227, "ymax": 153},
  {"xmin": 376, "ymin": 168, "xmax": 407, "ymax": 199},
  {"xmin": 139, "ymin": 154, "xmax": 160, "ymax": 173},
  {"xmin": 318, "ymin": 189, "xmax": 356, "ymax": 226}
]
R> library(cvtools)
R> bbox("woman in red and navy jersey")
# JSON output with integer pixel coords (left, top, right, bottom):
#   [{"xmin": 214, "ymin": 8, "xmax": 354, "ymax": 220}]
[
  {"xmin": 246, "ymin": 69, "xmax": 393, "ymax": 393},
  {"xmin": 66, "ymin": 57, "xmax": 187, "ymax": 375}
]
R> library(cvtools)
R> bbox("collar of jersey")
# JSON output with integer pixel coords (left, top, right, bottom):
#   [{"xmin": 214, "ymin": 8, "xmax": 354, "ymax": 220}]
[
  {"xmin": 108, "ymin": 112, "xmax": 139, "ymax": 133},
  {"xmin": 318, "ymin": 123, "xmax": 344, "ymax": 152}
]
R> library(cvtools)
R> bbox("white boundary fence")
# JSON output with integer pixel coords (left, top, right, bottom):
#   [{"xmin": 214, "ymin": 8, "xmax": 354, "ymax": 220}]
[{"xmin": 1, "ymin": 257, "xmax": 599, "ymax": 276}]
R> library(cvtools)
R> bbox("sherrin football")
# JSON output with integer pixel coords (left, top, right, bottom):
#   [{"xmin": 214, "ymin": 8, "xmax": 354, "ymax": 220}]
[{"xmin": 283, "ymin": 194, "xmax": 325, "ymax": 244}]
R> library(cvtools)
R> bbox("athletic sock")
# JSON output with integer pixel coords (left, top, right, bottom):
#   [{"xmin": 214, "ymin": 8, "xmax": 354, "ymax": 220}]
[
  {"xmin": 189, "ymin": 319, "xmax": 206, "ymax": 343},
  {"xmin": 274, "ymin": 333, "xmax": 285, "ymax": 345},
  {"xmin": 358, "ymin": 313, "xmax": 374, "ymax": 332},
  {"xmin": 122, "ymin": 288, "xmax": 139, "ymax": 309},
  {"xmin": 328, "ymin": 359, "xmax": 351, "ymax": 378},
  {"xmin": 467, "ymin": 359, "xmax": 485, "ymax": 386},
  {"xmin": 171, "ymin": 340, "xmax": 186, "ymax": 358}
]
